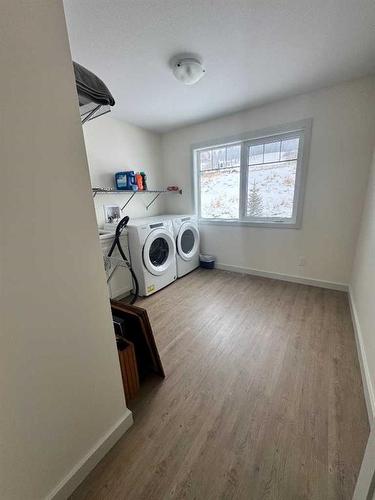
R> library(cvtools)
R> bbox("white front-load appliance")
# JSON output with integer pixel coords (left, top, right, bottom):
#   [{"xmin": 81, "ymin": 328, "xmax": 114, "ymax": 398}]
[
  {"xmin": 127, "ymin": 217, "xmax": 177, "ymax": 296},
  {"xmin": 170, "ymin": 215, "xmax": 200, "ymax": 277}
]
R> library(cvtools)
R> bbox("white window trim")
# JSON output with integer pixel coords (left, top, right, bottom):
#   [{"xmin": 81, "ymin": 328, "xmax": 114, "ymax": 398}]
[{"xmin": 192, "ymin": 119, "xmax": 312, "ymax": 229}]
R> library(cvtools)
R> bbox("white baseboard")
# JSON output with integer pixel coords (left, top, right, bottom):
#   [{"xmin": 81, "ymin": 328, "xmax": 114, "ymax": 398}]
[
  {"xmin": 215, "ymin": 263, "xmax": 348, "ymax": 291},
  {"xmin": 348, "ymin": 287, "xmax": 375, "ymax": 426},
  {"xmin": 46, "ymin": 409, "xmax": 133, "ymax": 500}
]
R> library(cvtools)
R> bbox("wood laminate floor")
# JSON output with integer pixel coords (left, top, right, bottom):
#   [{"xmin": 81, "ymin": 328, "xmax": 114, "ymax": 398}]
[{"xmin": 71, "ymin": 269, "xmax": 369, "ymax": 500}]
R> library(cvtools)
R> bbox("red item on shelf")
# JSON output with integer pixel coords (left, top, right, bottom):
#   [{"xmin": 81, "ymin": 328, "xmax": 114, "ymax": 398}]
[{"xmin": 135, "ymin": 173, "xmax": 143, "ymax": 191}]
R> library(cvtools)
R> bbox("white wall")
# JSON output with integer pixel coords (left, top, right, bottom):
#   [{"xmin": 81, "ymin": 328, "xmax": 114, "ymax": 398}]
[
  {"xmin": 83, "ymin": 116, "xmax": 164, "ymax": 226},
  {"xmin": 0, "ymin": 2, "xmax": 131, "ymax": 499},
  {"xmin": 161, "ymin": 77, "xmax": 375, "ymax": 286},
  {"xmin": 350, "ymin": 147, "xmax": 375, "ymax": 422}
]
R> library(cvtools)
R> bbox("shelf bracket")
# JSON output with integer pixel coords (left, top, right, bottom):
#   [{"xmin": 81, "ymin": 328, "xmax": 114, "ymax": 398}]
[
  {"xmin": 81, "ymin": 104, "xmax": 102, "ymax": 125},
  {"xmin": 145, "ymin": 192, "xmax": 161, "ymax": 210},
  {"xmin": 121, "ymin": 192, "xmax": 136, "ymax": 211}
]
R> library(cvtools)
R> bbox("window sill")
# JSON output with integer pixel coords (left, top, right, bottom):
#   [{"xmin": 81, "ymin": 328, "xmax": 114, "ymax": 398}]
[{"xmin": 198, "ymin": 218, "xmax": 301, "ymax": 229}]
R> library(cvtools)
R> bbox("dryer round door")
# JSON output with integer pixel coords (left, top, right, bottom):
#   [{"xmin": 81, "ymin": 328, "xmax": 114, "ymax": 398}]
[
  {"xmin": 143, "ymin": 228, "xmax": 176, "ymax": 276},
  {"xmin": 176, "ymin": 222, "xmax": 200, "ymax": 262}
]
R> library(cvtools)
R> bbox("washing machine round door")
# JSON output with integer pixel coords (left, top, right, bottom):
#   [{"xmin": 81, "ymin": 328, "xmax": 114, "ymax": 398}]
[
  {"xmin": 176, "ymin": 222, "xmax": 200, "ymax": 262},
  {"xmin": 143, "ymin": 228, "xmax": 176, "ymax": 276}
]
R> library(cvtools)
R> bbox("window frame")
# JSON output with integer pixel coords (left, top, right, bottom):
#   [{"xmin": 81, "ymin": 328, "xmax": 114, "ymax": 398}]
[{"xmin": 192, "ymin": 119, "xmax": 312, "ymax": 229}]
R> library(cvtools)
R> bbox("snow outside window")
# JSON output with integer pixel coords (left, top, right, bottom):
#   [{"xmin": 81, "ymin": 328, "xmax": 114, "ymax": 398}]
[
  {"xmin": 246, "ymin": 136, "xmax": 299, "ymax": 220},
  {"xmin": 198, "ymin": 144, "xmax": 241, "ymax": 219},
  {"xmin": 194, "ymin": 122, "xmax": 311, "ymax": 228}
]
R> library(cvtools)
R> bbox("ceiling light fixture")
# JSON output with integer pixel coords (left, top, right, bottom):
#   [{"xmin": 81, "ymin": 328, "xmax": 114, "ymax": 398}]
[{"xmin": 172, "ymin": 57, "xmax": 206, "ymax": 86}]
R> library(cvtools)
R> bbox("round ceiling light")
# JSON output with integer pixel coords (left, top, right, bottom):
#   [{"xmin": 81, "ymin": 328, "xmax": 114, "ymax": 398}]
[{"xmin": 172, "ymin": 58, "xmax": 206, "ymax": 85}]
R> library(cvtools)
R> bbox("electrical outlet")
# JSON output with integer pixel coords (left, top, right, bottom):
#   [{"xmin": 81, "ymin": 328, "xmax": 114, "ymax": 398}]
[{"xmin": 298, "ymin": 256, "xmax": 306, "ymax": 267}]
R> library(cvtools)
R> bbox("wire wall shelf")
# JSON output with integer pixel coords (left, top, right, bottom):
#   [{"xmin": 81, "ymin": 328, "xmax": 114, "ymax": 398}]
[{"xmin": 92, "ymin": 187, "xmax": 182, "ymax": 211}]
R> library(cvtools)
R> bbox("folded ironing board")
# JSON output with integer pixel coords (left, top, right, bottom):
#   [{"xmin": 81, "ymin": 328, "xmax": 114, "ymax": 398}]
[{"xmin": 73, "ymin": 61, "xmax": 115, "ymax": 124}]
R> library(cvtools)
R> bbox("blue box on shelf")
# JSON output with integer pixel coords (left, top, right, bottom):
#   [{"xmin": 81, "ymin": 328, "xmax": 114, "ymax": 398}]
[{"xmin": 115, "ymin": 171, "xmax": 138, "ymax": 191}]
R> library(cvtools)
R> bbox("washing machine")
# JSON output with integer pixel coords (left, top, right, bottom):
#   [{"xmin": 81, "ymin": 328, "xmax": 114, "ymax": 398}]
[
  {"xmin": 169, "ymin": 215, "xmax": 200, "ymax": 277},
  {"xmin": 127, "ymin": 217, "xmax": 177, "ymax": 296}
]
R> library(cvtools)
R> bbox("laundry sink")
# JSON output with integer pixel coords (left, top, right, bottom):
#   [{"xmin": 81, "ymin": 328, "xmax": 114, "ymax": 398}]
[{"xmin": 98, "ymin": 229, "xmax": 115, "ymax": 240}]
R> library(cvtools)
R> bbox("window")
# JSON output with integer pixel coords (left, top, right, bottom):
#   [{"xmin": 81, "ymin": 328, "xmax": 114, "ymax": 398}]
[
  {"xmin": 194, "ymin": 120, "xmax": 311, "ymax": 228},
  {"xmin": 198, "ymin": 144, "xmax": 241, "ymax": 219}
]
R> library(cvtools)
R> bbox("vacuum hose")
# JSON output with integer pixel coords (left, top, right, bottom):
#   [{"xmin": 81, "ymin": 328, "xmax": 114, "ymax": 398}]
[{"xmin": 107, "ymin": 216, "xmax": 139, "ymax": 304}]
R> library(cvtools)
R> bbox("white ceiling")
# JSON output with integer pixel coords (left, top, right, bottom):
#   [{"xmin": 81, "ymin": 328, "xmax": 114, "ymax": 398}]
[{"xmin": 63, "ymin": 0, "xmax": 375, "ymax": 133}]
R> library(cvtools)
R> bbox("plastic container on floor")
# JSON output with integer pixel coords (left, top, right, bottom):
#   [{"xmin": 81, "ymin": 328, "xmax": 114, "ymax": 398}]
[{"xmin": 200, "ymin": 254, "xmax": 216, "ymax": 269}]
